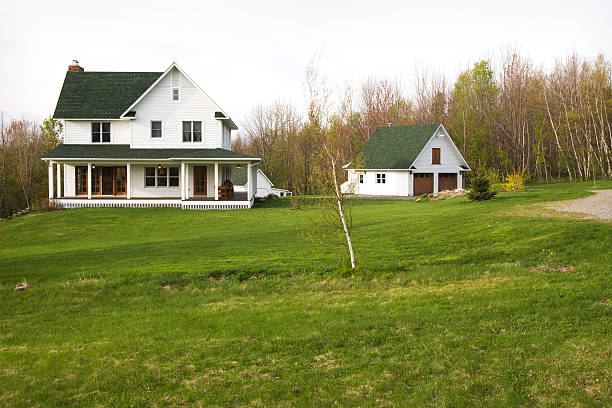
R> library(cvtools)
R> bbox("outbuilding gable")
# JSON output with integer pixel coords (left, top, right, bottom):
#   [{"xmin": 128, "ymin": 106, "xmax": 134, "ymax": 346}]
[{"xmin": 411, "ymin": 126, "xmax": 470, "ymax": 171}]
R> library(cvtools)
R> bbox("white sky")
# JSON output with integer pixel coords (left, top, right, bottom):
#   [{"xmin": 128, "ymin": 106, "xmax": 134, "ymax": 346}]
[{"xmin": 1, "ymin": 0, "xmax": 610, "ymax": 130}]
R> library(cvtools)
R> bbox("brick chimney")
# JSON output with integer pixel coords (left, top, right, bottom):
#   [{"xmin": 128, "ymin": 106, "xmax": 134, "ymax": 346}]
[{"xmin": 68, "ymin": 59, "xmax": 84, "ymax": 72}]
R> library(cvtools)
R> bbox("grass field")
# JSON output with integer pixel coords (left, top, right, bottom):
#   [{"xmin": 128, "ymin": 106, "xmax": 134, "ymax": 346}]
[{"xmin": 1, "ymin": 181, "xmax": 610, "ymax": 407}]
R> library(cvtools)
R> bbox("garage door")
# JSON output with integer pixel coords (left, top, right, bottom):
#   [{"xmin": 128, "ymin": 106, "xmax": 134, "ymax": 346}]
[
  {"xmin": 413, "ymin": 173, "xmax": 433, "ymax": 196},
  {"xmin": 438, "ymin": 173, "xmax": 458, "ymax": 191}
]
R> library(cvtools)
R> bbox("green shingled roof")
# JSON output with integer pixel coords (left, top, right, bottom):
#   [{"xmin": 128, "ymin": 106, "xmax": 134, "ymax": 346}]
[
  {"xmin": 42, "ymin": 144, "xmax": 259, "ymax": 161},
  {"xmin": 350, "ymin": 124, "xmax": 441, "ymax": 169},
  {"xmin": 53, "ymin": 71, "xmax": 163, "ymax": 119}
]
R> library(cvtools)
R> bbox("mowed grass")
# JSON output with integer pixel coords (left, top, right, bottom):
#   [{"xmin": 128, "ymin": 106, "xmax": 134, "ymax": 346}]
[{"xmin": 0, "ymin": 181, "xmax": 610, "ymax": 407}]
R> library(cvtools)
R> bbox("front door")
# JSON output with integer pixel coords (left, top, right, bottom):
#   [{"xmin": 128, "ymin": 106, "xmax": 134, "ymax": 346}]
[
  {"xmin": 102, "ymin": 167, "xmax": 113, "ymax": 195},
  {"xmin": 114, "ymin": 167, "xmax": 127, "ymax": 195},
  {"xmin": 194, "ymin": 166, "xmax": 207, "ymax": 196}
]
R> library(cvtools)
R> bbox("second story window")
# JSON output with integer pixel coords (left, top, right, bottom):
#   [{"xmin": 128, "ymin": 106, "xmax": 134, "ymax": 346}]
[
  {"xmin": 182, "ymin": 121, "xmax": 202, "ymax": 142},
  {"xmin": 172, "ymin": 88, "xmax": 179, "ymax": 101},
  {"xmin": 432, "ymin": 147, "xmax": 441, "ymax": 164},
  {"xmin": 92, "ymin": 122, "xmax": 110, "ymax": 143},
  {"xmin": 151, "ymin": 121, "xmax": 162, "ymax": 138}
]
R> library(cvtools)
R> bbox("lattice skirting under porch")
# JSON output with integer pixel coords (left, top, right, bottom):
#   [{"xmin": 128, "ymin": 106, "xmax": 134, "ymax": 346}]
[{"xmin": 54, "ymin": 198, "xmax": 253, "ymax": 210}]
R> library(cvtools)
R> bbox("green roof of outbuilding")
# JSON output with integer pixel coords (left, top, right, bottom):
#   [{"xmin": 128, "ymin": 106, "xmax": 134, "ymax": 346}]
[
  {"xmin": 350, "ymin": 124, "xmax": 441, "ymax": 169},
  {"xmin": 53, "ymin": 71, "xmax": 163, "ymax": 119},
  {"xmin": 42, "ymin": 144, "xmax": 260, "ymax": 161}
]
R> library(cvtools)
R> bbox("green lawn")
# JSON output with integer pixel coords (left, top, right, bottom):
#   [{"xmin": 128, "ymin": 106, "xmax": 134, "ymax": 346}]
[{"xmin": 0, "ymin": 181, "xmax": 610, "ymax": 407}]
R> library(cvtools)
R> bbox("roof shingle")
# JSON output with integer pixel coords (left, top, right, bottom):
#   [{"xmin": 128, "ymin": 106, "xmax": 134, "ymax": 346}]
[
  {"xmin": 53, "ymin": 71, "xmax": 163, "ymax": 119},
  {"xmin": 42, "ymin": 144, "xmax": 259, "ymax": 161},
  {"xmin": 350, "ymin": 124, "xmax": 441, "ymax": 169}
]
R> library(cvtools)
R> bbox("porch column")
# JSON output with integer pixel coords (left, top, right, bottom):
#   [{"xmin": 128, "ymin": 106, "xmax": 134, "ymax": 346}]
[
  {"xmin": 247, "ymin": 162, "xmax": 251, "ymax": 200},
  {"xmin": 433, "ymin": 171, "xmax": 439, "ymax": 193},
  {"xmin": 87, "ymin": 163, "xmax": 92, "ymax": 199},
  {"xmin": 126, "ymin": 163, "xmax": 131, "ymax": 199},
  {"xmin": 56, "ymin": 163, "xmax": 62, "ymax": 198},
  {"xmin": 214, "ymin": 163, "xmax": 219, "ymax": 200},
  {"xmin": 185, "ymin": 164, "xmax": 189, "ymax": 199},
  {"xmin": 408, "ymin": 172, "xmax": 414, "ymax": 196},
  {"xmin": 180, "ymin": 162, "xmax": 186, "ymax": 200},
  {"xmin": 48, "ymin": 161, "xmax": 54, "ymax": 199}
]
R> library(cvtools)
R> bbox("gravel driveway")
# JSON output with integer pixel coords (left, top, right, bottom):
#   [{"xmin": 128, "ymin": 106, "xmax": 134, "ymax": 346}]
[{"xmin": 549, "ymin": 190, "xmax": 612, "ymax": 220}]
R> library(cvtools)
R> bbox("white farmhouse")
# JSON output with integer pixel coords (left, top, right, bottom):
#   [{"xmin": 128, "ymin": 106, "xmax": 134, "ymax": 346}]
[
  {"xmin": 233, "ymin": 168, "xmax": 292, "ymax": 198},
  {"xmin": 43, "ymin": 61, "xmax": 259, "ymax": 209},
  {"xmin": 341, "ymin": 124, "xmax": 470, "ymax": 196}
]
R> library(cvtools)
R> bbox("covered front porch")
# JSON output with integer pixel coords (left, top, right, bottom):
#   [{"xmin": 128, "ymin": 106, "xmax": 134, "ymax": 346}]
[{"xmin": 46, "ymin": 160, "xmax": 258, "ymax": 210}]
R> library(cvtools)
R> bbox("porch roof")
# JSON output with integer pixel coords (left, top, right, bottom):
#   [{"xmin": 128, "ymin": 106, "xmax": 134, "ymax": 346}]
[{"xmin": 42, "ymin": 144, "xmax": 260, "ymax": 161}]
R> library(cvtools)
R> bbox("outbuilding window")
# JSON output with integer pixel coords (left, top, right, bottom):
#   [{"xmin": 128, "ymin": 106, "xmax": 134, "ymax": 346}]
[
  {"xmin": 359, "ymin": 174, "xmax": 364, "ymax": 184},
  {"xmin": 432, "ymin": 148, "xmax": 441, "ymax": 164},
  {"xmin": 376, "ymin": 173, "xmax": 386, "ymax": 184},
  {"xmin": 91, "ymin": 122, "xmax": 110, "ymax": 143}
]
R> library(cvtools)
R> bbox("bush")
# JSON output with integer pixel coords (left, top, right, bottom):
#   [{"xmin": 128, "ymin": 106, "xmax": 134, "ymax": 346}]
[
  {"xmin": 40, "ymin": 198, "xmax": 63, "ymax": 212},
  {"xmin": 467, "ymin": 177, "xmax": 496, "ymax": 201},
  {"xmin": 490, "ymin": 183, "xmax": 505, "ymax": 192},
  {"xmin": 504, "ymin": 168, "xmax": 530, "ymax": 192},
  {"xmin": 481, "ymin": 168, "xmax": 502, "ymax": 185},
  {"xmin": 290, "ymin": 195, "xmax": 302, "ymax": 210}
]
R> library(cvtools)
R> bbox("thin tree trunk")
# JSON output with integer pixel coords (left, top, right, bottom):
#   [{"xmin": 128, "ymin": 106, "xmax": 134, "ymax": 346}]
[{"xmin": 325, "ymin": 144, "xmax": 355, "ymax": 269}]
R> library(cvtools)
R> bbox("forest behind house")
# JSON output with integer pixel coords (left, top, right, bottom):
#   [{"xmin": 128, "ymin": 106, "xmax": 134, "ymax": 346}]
[{"xmin": 234, "ymin": 50, "xmax": 612, "ymax": 194}]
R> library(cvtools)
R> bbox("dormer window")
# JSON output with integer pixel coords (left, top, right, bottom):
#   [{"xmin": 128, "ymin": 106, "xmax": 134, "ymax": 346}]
[
  {"xmin": 172, "ymin": 88, "xmax": 179, "ymax": 101},
  {"xmin": 92, "ymin": 122, "xmax": 110, "ymax": 143}
]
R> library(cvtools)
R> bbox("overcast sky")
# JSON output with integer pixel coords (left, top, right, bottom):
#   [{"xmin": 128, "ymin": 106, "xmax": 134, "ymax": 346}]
[{"xmin": 1, "ymin": 0, "xmax": 610, "ymax": 130}]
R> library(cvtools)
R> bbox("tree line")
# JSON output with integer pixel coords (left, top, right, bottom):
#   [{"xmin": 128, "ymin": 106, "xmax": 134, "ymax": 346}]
[
  {"xmin": 234, "ymin": 50, "xmax": 612, "ymax": 193},
  {"xmin": 0, "ymin": 116, "xmax": 62, "ymax": 217}
]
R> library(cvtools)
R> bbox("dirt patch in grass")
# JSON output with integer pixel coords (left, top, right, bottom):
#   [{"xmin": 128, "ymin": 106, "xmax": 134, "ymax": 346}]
[{"xmin": 529, "ymin": 265, "xmax": 575, "ymax": 273}]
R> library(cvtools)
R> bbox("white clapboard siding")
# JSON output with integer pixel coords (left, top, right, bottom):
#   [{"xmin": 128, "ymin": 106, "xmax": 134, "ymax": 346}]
[
  {"xmin": 64, "ymin": 120, "xmax": 130, "ymax": 144},
  {"xmin": 345, "ymin": 170, "xmax": 410, "ymax": 196},
  {"xmin": 411, "ymin": 132, "xmax": 463, "ymax": 172},
  {"xmin": 130, "ymin": 68, "xmax": 224, "ymax": 149}
]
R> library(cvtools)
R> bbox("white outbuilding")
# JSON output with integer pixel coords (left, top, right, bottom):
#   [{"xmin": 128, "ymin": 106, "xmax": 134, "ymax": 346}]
[{"xmin": 341, "ymin": 124, "xmax": 470, "ymax": 197}]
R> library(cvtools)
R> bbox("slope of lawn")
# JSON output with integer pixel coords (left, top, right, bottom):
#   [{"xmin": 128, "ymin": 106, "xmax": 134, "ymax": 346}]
[{"xmin": 0, "ymin": 181, "xmax": 610, "ymax": 407}]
